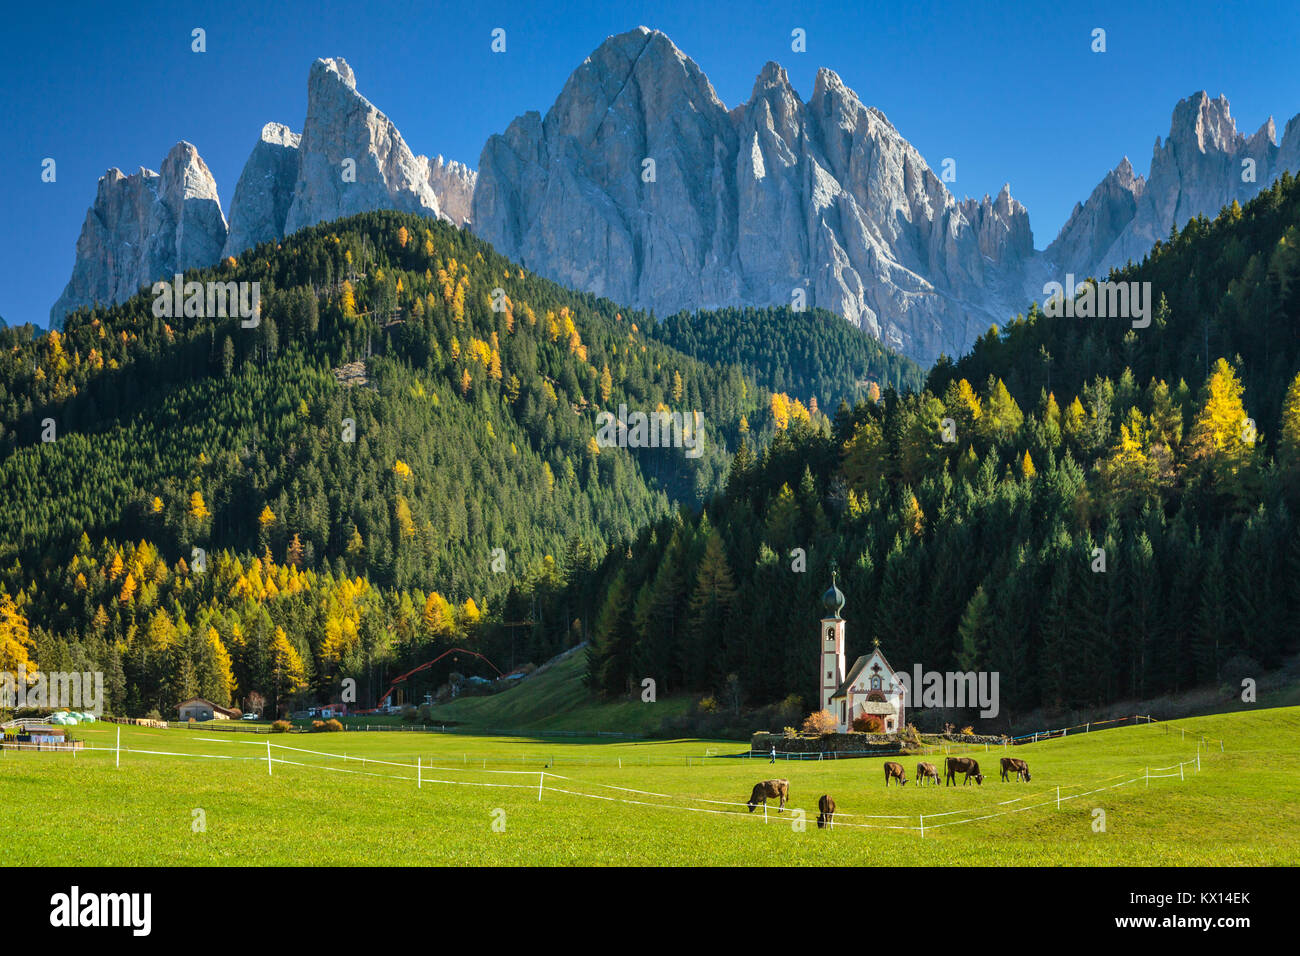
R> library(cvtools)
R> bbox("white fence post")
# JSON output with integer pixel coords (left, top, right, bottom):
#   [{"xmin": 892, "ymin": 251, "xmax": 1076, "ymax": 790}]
[
  {"xmin": 267, "ymin": 739, "xmax": 272, "ymax": 776},
  {"xmin": 116, "ymin": 726, "xmax": 121, "ymax": 768},
  {"xmin": 538, "ymin": 771, "xmax": 545, "ymax": 801},
  {"xmin": 417, "ymin": 757, "xmax": 422, "ymax": 789},
  {"xmin": 1056, "ymin": 786, "xmax": 1060, "ymax": 809},
  {"xmin": 919, "ymin": 814, "xmax": 925, "ymax": 839},
  {"xmin": 1180, "ymin": 762, "xmax": 1184, "ymax": 781}
]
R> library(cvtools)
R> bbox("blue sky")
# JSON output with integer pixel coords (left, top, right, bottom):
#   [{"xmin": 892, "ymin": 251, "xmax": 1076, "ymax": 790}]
[{"xmin": 3, "ymin": 0, "xmax": 1299, "ymax": 328}]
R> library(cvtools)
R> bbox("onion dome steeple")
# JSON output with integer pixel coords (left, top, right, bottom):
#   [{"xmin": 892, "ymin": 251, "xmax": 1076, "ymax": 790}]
[{"xmin": 822, "ymin": 562, "xmax": 845, "ymax": 619}]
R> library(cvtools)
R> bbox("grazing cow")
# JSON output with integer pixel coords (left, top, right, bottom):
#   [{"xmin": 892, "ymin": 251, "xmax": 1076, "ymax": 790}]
[
  {"xmin": 916, "ymin": 761, "xmax": 941, "ymax": 786},
  {"xmin": 884, "ymin": 761, "xmax": 908, "ymax": 786},
  {"xmin": 817, "ymin": 794, "xmax": 836, "ymax": 829},
  {"xmin": 747, "ymin": 779, "xmax": 789, "ymax": 813},
  {"xmin": 944, "ymin": 756, "xmax": 984, "ymax": 786},
  {"xmin": 1000, "ymin": 757, "xmax": 1031, "ymax": 782}
]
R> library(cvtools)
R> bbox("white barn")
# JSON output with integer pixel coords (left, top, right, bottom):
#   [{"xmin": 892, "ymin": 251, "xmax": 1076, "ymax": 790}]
[{"xmin": 819, "ymin": 572, "xmax": 905, "ymax": 734}]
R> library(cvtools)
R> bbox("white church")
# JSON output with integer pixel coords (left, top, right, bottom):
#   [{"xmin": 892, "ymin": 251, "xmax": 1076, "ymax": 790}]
[{"xmin": 819, "ymin": 570, "xmax": 905, "ymax": 734}]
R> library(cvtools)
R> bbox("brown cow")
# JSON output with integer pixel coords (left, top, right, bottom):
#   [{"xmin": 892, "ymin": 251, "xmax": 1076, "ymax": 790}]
[
  {"xmin": 884, "ymin": 761, "xmax": 907, "ymax": 786},
  {"xmin": 916, "ymin": 761, "xmax": 941, "ymax": 786},
  {"xmin": 1000, "ymin": 757, "xmax": 1031, "ymax": 782},
  {"xmin": 944, "ymin": 756, "xmax": 984, "ymax": 786},
  {"xmin": 747, "ymin": 779, "xmax": 789, "ymax": 813},
  {"xmin": 817, "ymin": 794, "xmax": 836, "ymax": 829}
]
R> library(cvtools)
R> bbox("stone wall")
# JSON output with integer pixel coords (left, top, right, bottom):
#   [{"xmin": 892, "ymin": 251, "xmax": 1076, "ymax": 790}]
[{"xmin": 751, "ymin": 731, "xmax": 900, "ymax": 754}]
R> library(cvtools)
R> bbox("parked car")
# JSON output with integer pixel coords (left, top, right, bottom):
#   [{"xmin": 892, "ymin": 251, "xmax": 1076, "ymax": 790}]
[{"xmin": 241, "ymin": 713, "xmax": 261, "ymax": 721}]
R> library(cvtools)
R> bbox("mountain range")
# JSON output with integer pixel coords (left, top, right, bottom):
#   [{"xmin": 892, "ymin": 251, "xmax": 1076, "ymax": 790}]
[{"xmin": 49, "ymin": 26, "xmax": 1300, "ymax": 367}]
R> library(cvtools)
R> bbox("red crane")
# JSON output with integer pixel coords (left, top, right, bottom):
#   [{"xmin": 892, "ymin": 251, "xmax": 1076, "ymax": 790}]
[{"xmin": 355, "ymin": 647, "xmax": 504, "ymax": 714}]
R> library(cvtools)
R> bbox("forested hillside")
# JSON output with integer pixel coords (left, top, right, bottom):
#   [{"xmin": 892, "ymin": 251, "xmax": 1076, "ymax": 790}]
[
  {"xmin": 583, "ymin": 175, "xmax": 1300, "ymax": 725},
  {"xmin": 654, "ymin": 305, "xmax": 925, "ymax": 409},
  {"xmin": 935, "ymin": 173, "xmax": 1300, "ymax": 443},
  {"xmin": 0, "ymin": 211, "xmax": 858, "ymax": 717}
]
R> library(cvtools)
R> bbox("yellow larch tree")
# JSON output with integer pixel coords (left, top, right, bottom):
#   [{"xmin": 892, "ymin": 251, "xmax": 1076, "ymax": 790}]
[{"xmin": 0, "ymin": 590, "xmax": 36, "ymax": 678}]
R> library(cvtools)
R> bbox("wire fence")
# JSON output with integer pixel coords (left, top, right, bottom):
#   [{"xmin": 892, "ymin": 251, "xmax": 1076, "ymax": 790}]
[
  {"xmin": 5, "ymin": 724, "xmax": 1219, "ymax": 838},
  {"xmin": 1007, "ymin": 713, "xmax": 1158, "ymax": 743}
]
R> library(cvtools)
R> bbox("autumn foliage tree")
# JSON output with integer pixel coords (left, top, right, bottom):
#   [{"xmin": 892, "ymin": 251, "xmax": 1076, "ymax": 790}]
[{"xmin": 802, "ymin": 709, "xmax": 837, "ymax": 735}]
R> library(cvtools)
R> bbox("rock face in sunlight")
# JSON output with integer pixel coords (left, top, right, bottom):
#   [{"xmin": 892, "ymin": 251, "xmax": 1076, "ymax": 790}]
[
  {"xmin": 1048, "ymin": 92, "xmax": 1300, "ymax": 278},
  {"xmin": 223, "ymin": 122, "xmax": 302, "ymax": 258},
  {"xmin": 283, "ymin": 57, "xmax": 446, "ymax": 236},
  {"xmin": 51, "ymin": 141, "xmax": 227, "ymax": 328},
  {"xmin": 473, "ymin": 27, "xmax": 1040, "ymax": 366},
  {"xmin": 53, "ymin": 57, "xmax": 476, "ymax": 324},
  {"xmin": 474, "ymin": 29, "xmax": 1300, "ymax": 365},
  {"xmin": 49, "ymin": 35, "xmax": 1300, "ymax": 362}
]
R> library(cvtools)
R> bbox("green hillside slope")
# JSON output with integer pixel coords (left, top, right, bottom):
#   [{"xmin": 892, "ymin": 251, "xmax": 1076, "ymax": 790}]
[{"xmin": 426, "ymin": 648, "xmax": 690, "ymax": 734}]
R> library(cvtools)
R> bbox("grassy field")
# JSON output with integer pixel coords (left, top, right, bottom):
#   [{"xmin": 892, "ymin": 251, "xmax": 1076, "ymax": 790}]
[{"xmin": 3, "ymin": 706, "xmax": 1296, "ymax": 866}]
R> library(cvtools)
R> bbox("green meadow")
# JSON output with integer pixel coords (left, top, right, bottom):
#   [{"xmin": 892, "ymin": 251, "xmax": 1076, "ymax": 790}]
[{"xmin": 3, "ymin": 707, "xmax": 1296, "ymax": 866}]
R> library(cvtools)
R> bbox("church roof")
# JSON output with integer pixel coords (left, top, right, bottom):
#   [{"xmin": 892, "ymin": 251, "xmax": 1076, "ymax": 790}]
[
  {"xmin": 822, "ymin": 577, "xmax": 845, "ymax": 619},
  {"xmin": 829, "ymin": 645, "xmax": 899, "ymax": 699},
  {"xmin": 830, "ymin": 655, "xmax": 871, "ymax": 699},
  {"xmin": 856, "ymin": 701, "xmax": 896, "ymax": 716}
]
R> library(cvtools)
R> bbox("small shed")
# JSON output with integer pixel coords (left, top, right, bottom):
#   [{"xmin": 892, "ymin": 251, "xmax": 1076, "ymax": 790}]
[{"xmin": 178, "ymin": 698, "xmax": 241, "ymax": 721}]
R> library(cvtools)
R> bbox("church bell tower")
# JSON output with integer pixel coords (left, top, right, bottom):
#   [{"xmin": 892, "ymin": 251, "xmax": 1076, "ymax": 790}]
[{"xmin": 819, "ymin": 566, "xmax": 847, "ymax": 714}]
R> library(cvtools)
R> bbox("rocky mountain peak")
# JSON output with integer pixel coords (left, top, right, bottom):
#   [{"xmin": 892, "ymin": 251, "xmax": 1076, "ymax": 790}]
[
  {"xmin": 1248, "ymin": 116, "xmax": 1278, "ymax": 150},
  {"xmin": 1048, "ymin": 91, "xmax": 1300, "ymax": 280},
  {"xmin": 473, "ymin": 31, "xmax": 1039, "ymax": 365},
  {"xmin": 50, "ymin": 142, "xmax": 227, "ymax": 327},
  {"xmin": 160, "ymin": 141, "xmax": 223, "ymax": 204},
  {"xmin": 54, "ymin": 56, "xmax": 476, "ymax": 324},
  {"xmin": 223, "ymin": 122, "xmax": 302, "ymax": 257},
  {"xmin": 751, "ymin": 61, "xmax": 791, "ymax": 97},
  {"xmin": 1169, "ymin": 91, "xmax": 1238, "ymax": 154},
  {"xmin": 283, "ymin": 55, "xmax": 443, "ymax": 235},
  {"xmin": 312, "ymin": 56, "xmax": 357, "ymax": 93}
]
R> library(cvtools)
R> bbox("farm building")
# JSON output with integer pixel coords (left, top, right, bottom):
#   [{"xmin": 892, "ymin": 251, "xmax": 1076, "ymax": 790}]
[
  {"xmin": 177, "ymin": 698, "xmax": 241, "ymax": 721},
  {"xmin": 0, "ymin": 720, "xmax": 84, "ymax": 750},
  {"xmin": 819, "ymin": 572, "xmax": 906, "ymax": 734}
]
